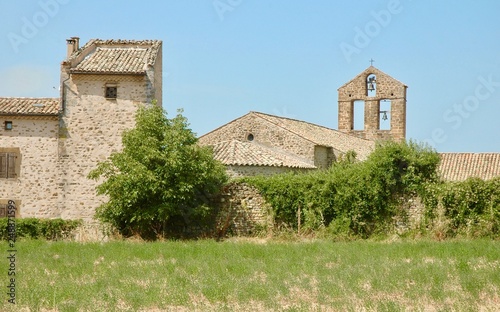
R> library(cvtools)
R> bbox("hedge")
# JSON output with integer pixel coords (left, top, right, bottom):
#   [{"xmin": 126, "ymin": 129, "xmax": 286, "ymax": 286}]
[{"xmin": 0, "ymin": 218, "xmax": 83, "ymax": 240}]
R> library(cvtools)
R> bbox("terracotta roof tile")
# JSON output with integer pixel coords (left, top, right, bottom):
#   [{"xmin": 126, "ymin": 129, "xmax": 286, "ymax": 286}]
[
  {"xmin": 0, "ymin": 98, "xmax": 59, "ymax": 116},
  {"xmin": 439, "ymin": 153, "xmax": 500, "ymax": 181},
  {"xmin": 211, "ymin": 140, "xmax": 316, "ymax": 169},
  {"xmin": 251, "ymin": 112, "xmax": 375, "ymax": 160},
  {"xmin": 69, "ymin": 39, "xmax": 161, "ymax": 74}
]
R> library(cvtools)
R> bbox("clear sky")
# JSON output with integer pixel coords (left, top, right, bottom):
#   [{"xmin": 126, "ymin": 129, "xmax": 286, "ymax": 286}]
[{"xmin": 1, "ymin": 0, "xmax": 499, "ymax": 152}]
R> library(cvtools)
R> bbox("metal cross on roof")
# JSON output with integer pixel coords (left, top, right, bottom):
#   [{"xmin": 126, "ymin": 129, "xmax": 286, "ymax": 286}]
[{"xmin": 369, "ymin": 58, "xmax": 375, "ymax": 66}]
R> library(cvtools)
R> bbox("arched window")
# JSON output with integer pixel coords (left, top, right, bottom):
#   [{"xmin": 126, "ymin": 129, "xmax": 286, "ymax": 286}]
[{"xmin": 367, "ymin": 74, "xmax": 376, "ymax": 97}]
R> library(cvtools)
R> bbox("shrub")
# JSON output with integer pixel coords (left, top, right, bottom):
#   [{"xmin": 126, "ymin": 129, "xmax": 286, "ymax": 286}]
[
  {"xmin": 0, "ymin": 218, "xmax": 82, "ymax": 240},
  {"xmin": 245, "ymin": 141, "xmax": 440, "ymax": 238},
  {"xmin": 419, "ymin": 177, "xmax": 500, "ymax": 238}
]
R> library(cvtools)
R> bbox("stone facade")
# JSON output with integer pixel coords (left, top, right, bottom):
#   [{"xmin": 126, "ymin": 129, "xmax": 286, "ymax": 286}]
[
  {"xmin": 57, "ymin": 74, "xmax": 158, "ymax": 219},
  {"xmin": 0, "ymin": 38, "xmax": 162, "ymax": 220},
  {"xmin": 338, "ymin": 66, "xmax": 407, "ymax": 141},
  {"xmin": 200, "ymin": 111, "xmax": 375, "ymax": 170},
  {"xmin": 201, "ymin": 113, "xmax": 320, "ymax": 162},
  {"xmin": 0, "ymin": 115, "xmax": 59, "ymax": 217}
]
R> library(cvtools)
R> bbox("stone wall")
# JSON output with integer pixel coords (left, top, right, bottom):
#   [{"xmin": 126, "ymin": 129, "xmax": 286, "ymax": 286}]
[
  {"xmin": 0, "ymin": 115, "xmax": 59, "ymax": 218},
  {"xmin": 216, "ymin": 182, "xmax": 270, "ymax": 236},
  {"xmin": 216, "ymin": 181, "xmax": 427, "ymax": 237},
  {"xmin": 338, "ymin": 67, "xmax": 407, "ymax": 142}
]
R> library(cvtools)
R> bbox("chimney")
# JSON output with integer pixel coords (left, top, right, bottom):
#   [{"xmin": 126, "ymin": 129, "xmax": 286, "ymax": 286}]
[{"xmin": 66, "ymin": 36, "xmax": 79, "ymax": 59}]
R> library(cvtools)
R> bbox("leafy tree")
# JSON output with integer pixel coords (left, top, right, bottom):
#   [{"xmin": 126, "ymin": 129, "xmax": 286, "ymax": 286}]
[{"xmin": 88, "ymin": 105, "xmax": 228, "ymax": 238}]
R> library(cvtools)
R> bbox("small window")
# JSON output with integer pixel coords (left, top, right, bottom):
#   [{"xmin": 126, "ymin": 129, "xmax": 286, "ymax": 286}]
[
  {"xmin": 105, "ymin": 86, "xmax": 117, "ymax": 99},
  {"xmin": 0, "ymin": 152, "xmax": 18, "ymax": 179},
  {"xmin": 4, "ymin": 121, "xmax": 12, "ymax": 130},
  {"xmin": 247, "ymin": 133, "xmax": 254, "ymax": 141}
]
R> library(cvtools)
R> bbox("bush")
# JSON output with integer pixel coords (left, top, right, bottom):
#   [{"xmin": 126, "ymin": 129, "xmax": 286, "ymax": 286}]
[
  {"xmin": 419, "ymin": 177, "xmax": 500, "ymax": 238},
  {"xmin": 245, "ymin": 141, "xmax": 440, "ymax": 238},
  {"xmin": 0, "ymin": 218, "xmax": 82, "ymax": 240}
]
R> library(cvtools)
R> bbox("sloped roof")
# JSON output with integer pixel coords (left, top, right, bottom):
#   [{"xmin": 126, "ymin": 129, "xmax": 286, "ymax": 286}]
[
  {"xmin": 439, "ymin": 153, "xmax": 500, "ymax": 181},
  {"xmin": 69, "ymin": 39, "xmax": 161, "ymax": 75},
  {"xmin": 0, "ymin": 98, "xmax": 59, "ymax": 116},
  {"xmin": 250, "ymin": 112, "xmax": 375, "ymax": 160},
  {"xmin": 212, "ymin": 140, "xmax": 316, "ymax": 169}
]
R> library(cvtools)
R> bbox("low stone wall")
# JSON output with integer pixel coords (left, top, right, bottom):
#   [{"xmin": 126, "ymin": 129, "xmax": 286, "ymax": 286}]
[
  {"xmin": 216, "ymin": 182, "xmax": 270, "ymax": 237},
  {"xmin": 216, "ymin": 182, "xmax": 427, "ymax": 237},
  {"xmin": 69, "ymin": 186, "xmax": 428, "ymax": 240}
]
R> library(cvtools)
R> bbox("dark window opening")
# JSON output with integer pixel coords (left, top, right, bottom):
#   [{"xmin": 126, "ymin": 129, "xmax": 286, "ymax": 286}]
[
  {"xmin": 247, "ymin": 133, "xmax": 254, "ymax": 141},
  {"xmin": 4, "ymin": 121, "xmax": 12, "ymax": 130},
  {"xmin": 105, "ymin": 86, "xmax": 117, "ymax": 99}
]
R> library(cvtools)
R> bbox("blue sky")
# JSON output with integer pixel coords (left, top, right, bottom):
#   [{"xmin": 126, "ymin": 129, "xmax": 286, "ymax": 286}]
[{"xmin": 1, "ymin": 0, "xmax": 499, "ymax": 152}]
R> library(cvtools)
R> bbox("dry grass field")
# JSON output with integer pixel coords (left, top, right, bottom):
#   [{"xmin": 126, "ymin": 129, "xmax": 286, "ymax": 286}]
[{"xmin": 1, "ymin": 238, "xmax": 499, "ymax": 311}]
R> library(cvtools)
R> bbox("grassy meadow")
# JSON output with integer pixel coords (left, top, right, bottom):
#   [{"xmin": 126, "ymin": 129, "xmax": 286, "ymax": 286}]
[{"xmin": 1, "ymin": 238, "xmax": 499, "ymax": 311}]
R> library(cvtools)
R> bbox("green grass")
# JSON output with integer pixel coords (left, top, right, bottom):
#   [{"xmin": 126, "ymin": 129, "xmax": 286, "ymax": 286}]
[{"xmin": 1, "ymin": 238, "xmax": 500, "ymax": 311}]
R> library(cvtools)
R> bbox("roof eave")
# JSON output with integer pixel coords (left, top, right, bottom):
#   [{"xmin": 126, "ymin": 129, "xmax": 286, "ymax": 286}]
[
  {"xmin": 69, "ymin": 70, "xmax": 146, "ymax": 75},
  {"xmin": 0, "ymin": 113, "xmax": 59, "ymax": 117}
]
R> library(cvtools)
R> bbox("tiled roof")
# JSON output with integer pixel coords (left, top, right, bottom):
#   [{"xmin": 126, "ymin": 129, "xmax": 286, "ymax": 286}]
[
  {"xmin": 251, "ymin": 112, "xmax": 375, "ymax": 160},
  {"xmin": 439, "ymin": 153, "xmax": 500, "ymax": 181},
  {"xmin": 0, "ymin": 98, "xmax": 59, "ymax": 116},
  {"xmin": 69, "ymin": 39, "xmax": 161, "ymax": 74},
  {"xmin": 211, "ymin": 140, "xmax": 316, "ymax": 169}
]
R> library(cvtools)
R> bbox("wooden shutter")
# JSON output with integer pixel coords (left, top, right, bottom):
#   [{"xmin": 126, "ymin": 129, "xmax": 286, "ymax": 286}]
[
  {"xmin": 7, "ymin": 153, "xmax": 16, "ymax": 178},
  {"xmin": 0, "ymin": 153, "xmax": 7, "ymax": 179}
]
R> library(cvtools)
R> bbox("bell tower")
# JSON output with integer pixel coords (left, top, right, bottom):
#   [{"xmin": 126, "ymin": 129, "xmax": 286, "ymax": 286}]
[{"xmin": 337, "ymin": 66, "xmax": 407, "ymax": 141}]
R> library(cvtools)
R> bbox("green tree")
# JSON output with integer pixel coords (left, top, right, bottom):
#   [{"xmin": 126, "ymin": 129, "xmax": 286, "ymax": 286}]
[{"xmin": 88, "ymin": 105, "xmax": 228, "ymax": 239}]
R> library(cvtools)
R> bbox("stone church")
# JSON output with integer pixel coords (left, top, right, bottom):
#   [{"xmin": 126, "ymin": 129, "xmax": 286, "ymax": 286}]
[
  {"xmin": 0, "ymin": 37, "xmax": 162, "ymax": 220},
  {"xmin": 200, "ymin": 66, "xmax": 407, "ymax": 176},
  {"xmin": 200, "ymin": 66, "xmax": 500, "ymax": 181}
]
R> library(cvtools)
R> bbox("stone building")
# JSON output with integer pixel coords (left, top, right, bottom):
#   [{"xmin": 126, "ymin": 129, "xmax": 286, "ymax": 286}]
[
  {"xmin": 199, "ymin": 66, "xmax": 400, "ymax": 177},
  {"xmin": 199, "ymin": 111, "xmax": 375, "ymax": 177},
  {"xmin": 0, "ymin": 37, "xmax": 162, "ymax": 219},
  {"xmin": 201, "ymin": 66, "xmax": 500, "ymax": 181}
]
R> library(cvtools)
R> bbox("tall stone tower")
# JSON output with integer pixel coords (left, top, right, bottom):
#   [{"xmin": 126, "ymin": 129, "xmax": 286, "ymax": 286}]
[
  {"xmin": 337, "ymin": 66, "xmax": 407, "ymax": 141},
  {"xmin": 58, "ymin": 38, "xmax": 162, "ymax": 219}
]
